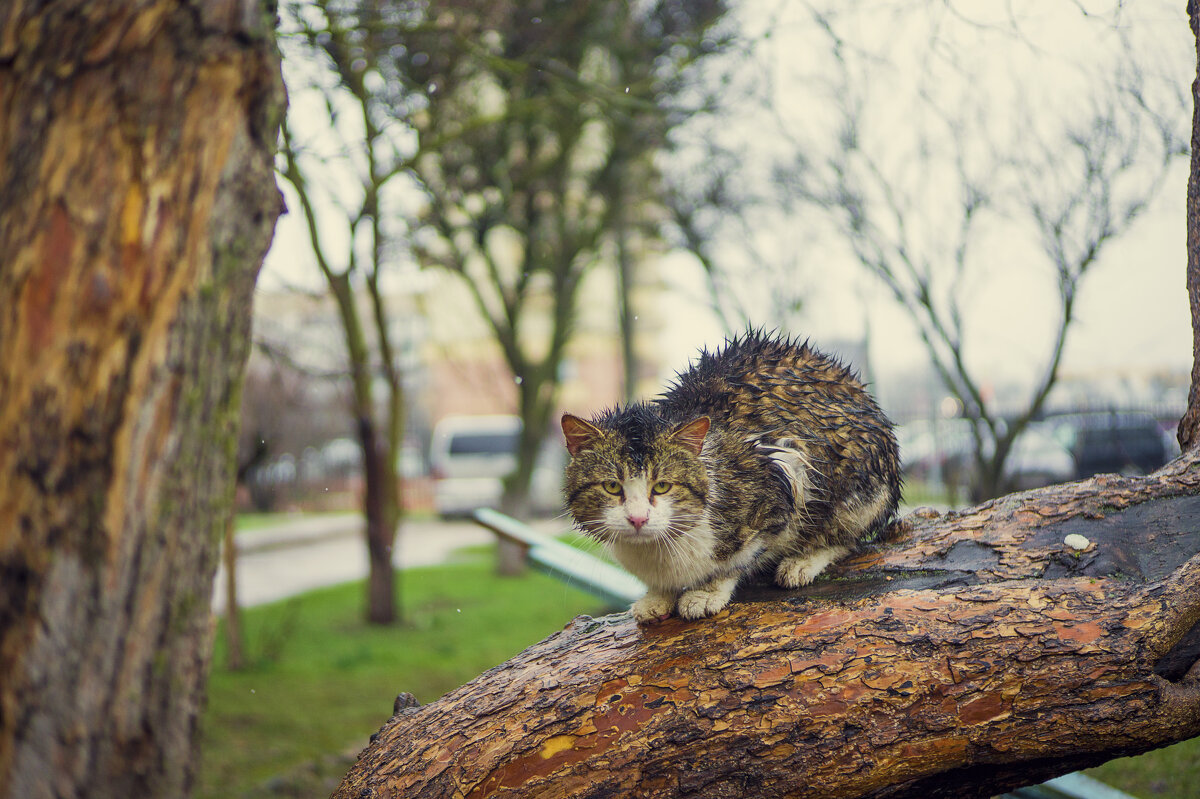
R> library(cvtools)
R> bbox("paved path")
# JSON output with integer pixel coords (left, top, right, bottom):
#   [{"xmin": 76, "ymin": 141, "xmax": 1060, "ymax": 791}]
[{"xmin": 212, "ymin": 514, "xmax": 564, "ymax": 612}]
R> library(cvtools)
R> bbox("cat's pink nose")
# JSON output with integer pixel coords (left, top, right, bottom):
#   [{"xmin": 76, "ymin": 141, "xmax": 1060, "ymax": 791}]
[{"xmin": 627, "ymin": 513, "xmax": 649, "ymax": 531}]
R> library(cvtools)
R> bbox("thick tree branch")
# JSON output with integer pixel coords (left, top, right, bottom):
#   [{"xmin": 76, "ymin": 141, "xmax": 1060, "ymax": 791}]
[{"xmin": 333, "ymin": 454, "xmax": 1200, "ymax": 798}]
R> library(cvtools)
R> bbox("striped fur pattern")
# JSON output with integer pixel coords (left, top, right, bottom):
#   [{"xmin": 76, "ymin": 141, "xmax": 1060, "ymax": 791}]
[{"xmin": 562, "ymin": 330, "xmax": 901, "ymax": 622}]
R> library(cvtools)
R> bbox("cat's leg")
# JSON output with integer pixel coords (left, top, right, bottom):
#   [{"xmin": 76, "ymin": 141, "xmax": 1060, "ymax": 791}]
[
  {"xmin": 775, "ymin": 545, "xmax": 850, "ymax": 588},
  {"xmin": 831, "ymin": 484, "xmax": 896, "ymax": 541},
  {"xmin": 631, "ymin": 590, "xmax": 676, "ymax": 623},
  {"xmin": 775, "ymin": 483, "xmax": 895, "ymax": 589},
  {"xmin": 676, "ymin": 575, "xmax": 739, "ymax": 620}
]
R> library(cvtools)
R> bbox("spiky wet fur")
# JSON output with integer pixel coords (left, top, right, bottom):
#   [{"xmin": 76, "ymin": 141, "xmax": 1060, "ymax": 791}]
[{"xmin": 562, "ymin": 330, "xmax": 901, "ymax": 622}]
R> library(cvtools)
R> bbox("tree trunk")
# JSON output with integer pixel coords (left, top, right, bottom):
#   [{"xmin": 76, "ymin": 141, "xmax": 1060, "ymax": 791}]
[
  {"xmin": 0, "ymin": 2, "xmax": 283, "ymax": 797},
  {"xmin": 360, "ymin": 416, "xmax": 399, "ymax": 625},
  {"xmin": 499, "ymin": 376, "xmax": 557, "ymax": 575},
  {"xmin": 1181, "ymin": 2, "xmax": 1200, "ymax": 451},
  {"xmin": 497, "ymin": 409, "xmax": 537, "ymax": 575},
  {"xmin": 332, "ymin": 457, "xmax": 1200, "ymax": 799},
  {"xmin": 323, "ymin": 271, "xmax": 400, "ymax": 625},
  {"xmin": 616, "ymin": 178, "xmax": 639, "ymax": 406},
  {"xmin": 223, "ymin": 517, "xmax": 245, "ymax": 671}
]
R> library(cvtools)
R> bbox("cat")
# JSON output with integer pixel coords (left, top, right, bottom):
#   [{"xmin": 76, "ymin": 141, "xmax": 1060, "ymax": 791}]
[{"xmin": 561, "ymin": 330, "xmax": 901, "ymax": 623}]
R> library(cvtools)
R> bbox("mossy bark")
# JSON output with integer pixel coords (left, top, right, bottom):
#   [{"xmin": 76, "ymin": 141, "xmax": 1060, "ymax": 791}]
[{"xmin": 0, "ymin": 2, "xmax": 283, "ymax": 797}]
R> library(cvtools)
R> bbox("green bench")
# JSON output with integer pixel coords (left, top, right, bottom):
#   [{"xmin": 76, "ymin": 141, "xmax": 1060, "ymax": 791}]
[
  {"xmin": 1001, "ymin": 773, "xmax": 1135, "ymax": 799},
  {"xmin": 472, "ymin": 508, "xmax": 644, "ymax": 609}
]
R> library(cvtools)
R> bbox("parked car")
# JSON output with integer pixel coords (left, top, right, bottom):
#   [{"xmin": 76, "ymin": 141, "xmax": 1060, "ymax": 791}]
[
  {"xmin": 1001, "ymin": 424, "xmax": 1076, "ymax": 491},
  {"xmin": 900, "ymin": 418, "xmax": 1075, "ymax": 498},
  {"xmin": 430, "ymin": 415, "xmax": 565, "ymax": 518},
  {"xmin": 1043, "ymin": 411, "xmax": 1172, "ymax": 479}
]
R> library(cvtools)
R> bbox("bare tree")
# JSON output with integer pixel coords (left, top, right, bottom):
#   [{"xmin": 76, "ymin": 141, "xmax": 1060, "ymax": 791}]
[
  {"xmin": 661, "ymin": 10, "xmax": 819, "ymax": 336},
  {"xmin": 277, "ymin": 0, "xmax": 417, "ymax": 624},
  {"xmin": 273, "ymin": 1, "xmax": 726, "ymax": 537},
  {"xmin": 0, "ymin": 1, "xmax": 283, "ymax": 796},
  {"xmin": 769, "ymin": 2, "xmax": 1188, "ymax": 499}
]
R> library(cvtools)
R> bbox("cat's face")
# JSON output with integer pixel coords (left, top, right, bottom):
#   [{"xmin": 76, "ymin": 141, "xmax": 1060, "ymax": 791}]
[{"xmin": 561, "ymin": 408, "xmax": 710, "ymax": 543}]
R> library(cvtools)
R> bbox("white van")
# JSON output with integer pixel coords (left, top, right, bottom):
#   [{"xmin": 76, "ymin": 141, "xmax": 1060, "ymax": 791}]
[{"xmin": 429, "ymin": 415, "xmax": 565, "ymax": 518}]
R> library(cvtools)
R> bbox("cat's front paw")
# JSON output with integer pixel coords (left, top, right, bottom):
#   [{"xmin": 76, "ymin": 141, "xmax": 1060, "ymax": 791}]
[
  {"xmin": 775, "ymin": 546, "xmax": 849, "ymax": 588},
  {"xmin": 631, "ymin": 592, "xmax": 675, "ymax": 624},
  {"xmin": 676, "ymin": 588, "xmax": 731, "ymax": 620},
  {"xmin": 676, "ymin": 575, "xmax": 742, "ymax": 620},
  {"xmin": 676, "ymin": 576, "xmax": 739, "ymax": 620}
]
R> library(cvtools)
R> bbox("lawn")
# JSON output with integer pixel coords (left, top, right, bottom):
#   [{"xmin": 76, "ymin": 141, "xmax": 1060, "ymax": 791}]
[
  {"xmin": 197, "ymin": 550, "xmax": 607, "ymax": 799},
  {"xmin": 1086, "ymin": 738, "xmax": 1200, "ymax": 799},
  {"xmin": 199, "ymin": 540, "xmax": 1199, "ymax": 799}
]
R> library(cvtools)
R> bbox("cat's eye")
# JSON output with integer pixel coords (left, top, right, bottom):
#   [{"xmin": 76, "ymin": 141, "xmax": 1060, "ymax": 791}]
[
  {"xmin": 651, "ymin": 480, "xmax": 673, "ymax": 495},
  {"xmin": 600, "ymin": 479, "xmax": 622, "ymax": 495}
]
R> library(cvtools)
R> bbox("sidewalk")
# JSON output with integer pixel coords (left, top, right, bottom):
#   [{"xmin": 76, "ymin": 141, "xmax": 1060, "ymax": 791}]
[
  {"xmin": 232, "ymin": 512, "xmax": 363, "ymax": 554},
  {"xmin": 213, "ymin": 514, "xmax": 564, "ymax": 613}
]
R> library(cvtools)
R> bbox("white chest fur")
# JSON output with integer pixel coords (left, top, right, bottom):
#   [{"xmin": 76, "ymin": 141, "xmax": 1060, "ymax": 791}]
[{"xmin": 610, "ymin": 518, "xmax": 718, "ymax": 593}]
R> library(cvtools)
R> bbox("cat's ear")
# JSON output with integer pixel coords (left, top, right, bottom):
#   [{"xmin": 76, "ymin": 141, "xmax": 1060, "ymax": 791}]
[
  {"xmin": 671, "ymin": 416, "xmax": 710, "ymax": 455},
  {"xmin": 561, "ymin": 413, "xmax": 602, "ymax": 457}
]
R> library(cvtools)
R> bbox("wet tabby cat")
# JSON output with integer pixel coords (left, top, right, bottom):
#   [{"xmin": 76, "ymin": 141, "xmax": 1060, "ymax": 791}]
[{"xmin": 562, "ymin": 330, "xmax": 901, "ymax": 622}]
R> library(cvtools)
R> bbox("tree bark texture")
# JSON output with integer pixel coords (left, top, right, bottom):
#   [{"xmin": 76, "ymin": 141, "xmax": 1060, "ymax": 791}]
[
  {"xmin": 333, "ymin": 455, "xmax": 1200, "ymax": 799},
  {"xmin": 1182, "ymin": 1, "xmax": 1200, "ymax": 450},
  {"xmin": 0, "ymin": 3, "xmax": 283, "ymax": 798}
]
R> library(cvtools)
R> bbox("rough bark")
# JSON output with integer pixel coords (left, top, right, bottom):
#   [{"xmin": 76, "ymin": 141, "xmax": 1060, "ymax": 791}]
[
  {"xmin": 333, "ymin": 455, "xmax": 1200, "ymax": 799},
  {"xmin": 1182, "ymin": 1, "xmax": 1200, "ymax": 451},
  {"xmin": 0, "ymin": 2, "xmax": 283, "ymax": 797}
]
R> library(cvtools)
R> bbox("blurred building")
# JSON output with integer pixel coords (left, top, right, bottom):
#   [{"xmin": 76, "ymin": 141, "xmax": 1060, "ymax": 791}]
[
  {"xmin": 419, "ymin": 264, "xmax": 664, "ymax": 425},
  {"xmin": 250, "ymin": 255, "xmax": 666, "ymax": 457}
]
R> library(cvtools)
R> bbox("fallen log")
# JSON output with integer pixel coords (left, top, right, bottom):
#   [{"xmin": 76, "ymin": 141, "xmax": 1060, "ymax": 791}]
[{"xmin": 332, "ymin": 453, "xmax": 1200, "ymax": 799}]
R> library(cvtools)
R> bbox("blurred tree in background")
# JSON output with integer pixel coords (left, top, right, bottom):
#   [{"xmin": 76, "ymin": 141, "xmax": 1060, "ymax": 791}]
[
  {"xmin": 280, "ymin": 1, "xmax": 417, "ymax": 623},
  {"xmin": 279, "ymin": 0, "xmax": 730, "ymax": 539},
  {"xmin": 668, "ymin": 0, "xmax": 1190, "ymax": 500},
  {"xmin": 395, "ymin": 0, "xmax": 730, "ymax": 516}
]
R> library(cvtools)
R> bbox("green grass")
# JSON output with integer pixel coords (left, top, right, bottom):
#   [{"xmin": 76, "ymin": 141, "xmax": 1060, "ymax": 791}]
[
  {"xmin": 900, "ymin": 478, "xmax": 956, "ymax": 508},
  {"xmin": 197, "ymin": 552, "xmax": 606, "ymax": 799},
  {"xmin": 1085, "ymin": 737, "xmax": 1200, "ymax": 799}
]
